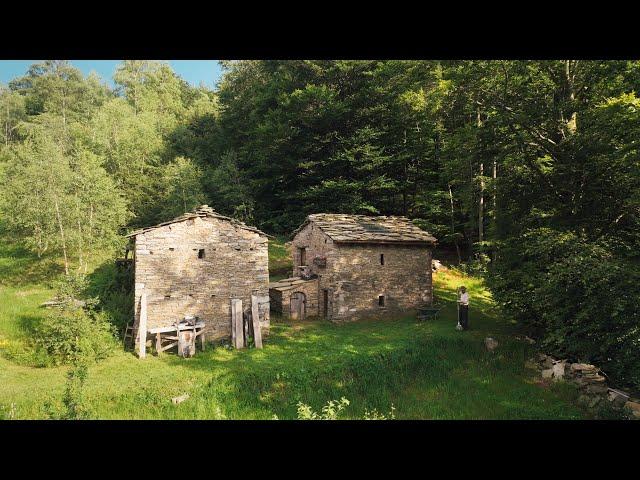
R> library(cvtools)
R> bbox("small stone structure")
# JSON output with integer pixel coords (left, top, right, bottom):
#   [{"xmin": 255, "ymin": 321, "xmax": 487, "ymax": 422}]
[
  {"xmin": 126, "ymin": 205, "xmax": 270, "ymax": 350},
  {"xmin": 269, "ymin": 276, "xmax": 320, "ymax": 320},
  {"xmin": 274, "ymin": 213, "xmax": 436, "ymax": 321}
]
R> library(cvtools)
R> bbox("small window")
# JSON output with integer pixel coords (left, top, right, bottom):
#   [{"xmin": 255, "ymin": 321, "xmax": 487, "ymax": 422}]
[
  {"xmin": 380, "ymin": 254, "xmax": 384, "ymax": 265},
  {"xmin": 164, "ymin": 295, "xmax": 171, "ymax": 300},
  {"xmin": 198, "ymin": 249, "xmax": 205, "ymax": 259},
  {"xmin": 169, "ymin": 247, "xmax": 175, "ymax": 251},
  {"xmin": 378, "ymin": 295, "xmax": 385, "ymax": 307},
  {"xmin": 299, "ymin": 247, "xmax": 306, "ymax": 266}
]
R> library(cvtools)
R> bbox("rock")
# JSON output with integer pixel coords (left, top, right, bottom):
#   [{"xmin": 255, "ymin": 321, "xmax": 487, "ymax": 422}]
[
  {"xmin": 484, "ymin": 337, "xmax": 498, "ymax": 352},
  {"xmin": 585, "ymin": 384, "xmax": 608, "ymax": 395},
  {"xmin": 542, "ymin": 369, "xmax": 554, "ymax": 379},
  {"xmin": 171, "ymin": 394, "xmax": 189, "ymax": 405},
  {"xmin": 432, "ymin": 259, "xmax": 446, "ymax": 271},
  {"xmin": 552, "ymin": 361, "xmax": 567, "ymax": 381},
  {"xmin": 542, "ymin": 357, "xmax": 555, "ymax": 369},
  {"xmin": 608, "ymin": 389, "xmax": 630, "ymax": 408},
  {"xmin": 624, "ymin": 401, "xmax": 640, "ymax": 418},
  {"xmin": 571, "ymin": 363, "xmax": 597, "ymax": 373}
]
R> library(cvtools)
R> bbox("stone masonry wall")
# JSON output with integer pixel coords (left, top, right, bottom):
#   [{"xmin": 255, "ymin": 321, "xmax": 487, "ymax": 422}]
[
  {"xmin": 270, "ymin": 279, "xmax": 320, "ymax": 319},
  {"xmin": 292, "ymin": 223, "xmax": 433, "ymax": 321},
  {"xmin": 133, "ymin": 216, "xmax": 269, "ymax": 342}
]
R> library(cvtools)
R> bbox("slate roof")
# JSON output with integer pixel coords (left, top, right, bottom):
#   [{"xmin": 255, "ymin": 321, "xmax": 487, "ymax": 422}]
[
  {"xmin": 268, "ymin": 276, "xmax": 317, "ymax": 291},
  {"xmin": 293, "ymin": 214, "xmax": 436, "ymax": 245},
  {"xmin": 125, "ymin": 205, "xmax": 270, "ymax": 238}
]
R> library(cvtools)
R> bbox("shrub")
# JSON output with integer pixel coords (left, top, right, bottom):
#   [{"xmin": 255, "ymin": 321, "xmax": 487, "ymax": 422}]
[
  {"xmin": 34, "ymin": 273, "xmax": 118, "ymax": 366},
  {"xmin": 34, "ymin": 306, "xmax": 117, "ymax": 365},
  {"xmin": 488, "ymin": 228, "xmax": 640, "ymax": 390},
  {"xmin": 296, "ymin": 397, "xmax": 396, "ymax": 420}
]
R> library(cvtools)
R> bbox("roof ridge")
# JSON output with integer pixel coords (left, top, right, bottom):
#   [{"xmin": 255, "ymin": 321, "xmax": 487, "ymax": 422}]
[{"xmin": 125, "ymin": 205, "xmax": 271, "ymax": 238}]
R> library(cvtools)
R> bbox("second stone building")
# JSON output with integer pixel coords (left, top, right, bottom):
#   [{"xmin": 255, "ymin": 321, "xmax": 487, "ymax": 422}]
[{"xmin": 270, "ymin": 214, "xmax": 437, "ymax": 321}]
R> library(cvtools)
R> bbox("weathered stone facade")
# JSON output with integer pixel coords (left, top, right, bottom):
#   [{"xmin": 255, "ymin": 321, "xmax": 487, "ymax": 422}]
[
  {"xmin": 288, "ymin": 215, "xmax": 436, "ymax": 321},
  {"xmin": 128, "ymin": 207, "xmax": 270, "ymax": 342},
  {"xmin": 269, "ymin": 277, "xmax": 320, "ymax": 319}
]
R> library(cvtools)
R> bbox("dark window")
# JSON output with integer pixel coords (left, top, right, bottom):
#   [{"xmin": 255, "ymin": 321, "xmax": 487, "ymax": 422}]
[
  {"xmin": 299, "ymin": 247, "xmax": 306, "ymax": 266},
  {"xmin": 380, "ymin": 253, "xmax": 384, "ymax": 265},
  {"xmin": 164, "ymin": 295, "xmax": 171, "ymax": 300},
  {"xmin": 198, "ymin": 249, "xmax": 205, "ymax": 259},
  {"xmin": 378, "ymin": 295, "xmax": 385, "ymax": 307}
]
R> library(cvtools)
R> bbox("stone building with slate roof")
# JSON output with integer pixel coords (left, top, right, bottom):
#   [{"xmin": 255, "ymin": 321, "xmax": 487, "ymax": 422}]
[
  {"xmin": 126, "ymin": 205, "xmax": 270, "ymax": 344},
  {"xmin": 270, "ymin": 214, "xmax": 436, "ymax": 321}
]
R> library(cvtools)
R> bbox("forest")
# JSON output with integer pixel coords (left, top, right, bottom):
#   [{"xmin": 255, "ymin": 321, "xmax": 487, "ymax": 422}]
[{"xmin": 1, "ymin": 60, "xmax": 639, "ymax": 394}]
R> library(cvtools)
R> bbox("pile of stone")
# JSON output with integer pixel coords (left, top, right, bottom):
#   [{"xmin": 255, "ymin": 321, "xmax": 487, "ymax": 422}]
[{"xmin": 530, "ymin": 353, "xmax": 640, "ymax": 418}]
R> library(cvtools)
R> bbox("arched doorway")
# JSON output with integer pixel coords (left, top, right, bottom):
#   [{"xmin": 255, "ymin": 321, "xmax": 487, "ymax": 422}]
[{"xmin": 290, "ymin": 292, "xmax": 306, "ymax": 320}]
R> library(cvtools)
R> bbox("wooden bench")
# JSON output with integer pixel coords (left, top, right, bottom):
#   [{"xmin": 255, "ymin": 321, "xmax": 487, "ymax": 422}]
[{"xmin": 148, "ymin": 321, "xmax": 206, "ymax": 355}]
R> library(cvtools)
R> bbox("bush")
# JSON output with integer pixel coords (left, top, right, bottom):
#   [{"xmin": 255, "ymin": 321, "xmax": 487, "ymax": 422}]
[
  {"xmin": 34, "ymin": 306, "xmax": 117, "ymax": 365},
  {"xmin": 34, "ymin": 273, "xmax": 118, "ymax": 366},
  {"xmin": 488, "ymin": 228, "xmax": 640, "ymax": 390}
]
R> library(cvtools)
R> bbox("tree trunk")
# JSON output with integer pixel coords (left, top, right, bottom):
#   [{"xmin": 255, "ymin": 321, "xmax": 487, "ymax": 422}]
[
  {"xmin": 479, "ymin": 161, "xmax": 484, "ymax": 243},
  {"xmin": 54, "ymin": 197, "xmax": 69, "ymax": 276},
  {"xmin": 448, "ymin": 183, "xmax": 462, "ymax": 264},
  {"xmin": 477, "ymin": 106, "xmax": 484, "ymax": 244}
]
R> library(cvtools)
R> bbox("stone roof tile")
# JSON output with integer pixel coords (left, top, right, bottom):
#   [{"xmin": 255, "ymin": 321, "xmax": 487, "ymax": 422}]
[{"xmin": 293, "ymin": 213, "xmax": 436, "ymax": 245}]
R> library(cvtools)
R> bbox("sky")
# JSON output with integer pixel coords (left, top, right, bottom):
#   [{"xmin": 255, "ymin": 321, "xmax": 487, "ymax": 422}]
[{"xmin": 0, "ymin": 60, "xmax": 224, "ymax": 90}]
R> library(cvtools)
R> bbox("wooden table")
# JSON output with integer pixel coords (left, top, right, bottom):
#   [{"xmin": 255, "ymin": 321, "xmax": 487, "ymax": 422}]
[{"xmin": 148, "ymin": 321, "xmax": 206, "ymax": 355}]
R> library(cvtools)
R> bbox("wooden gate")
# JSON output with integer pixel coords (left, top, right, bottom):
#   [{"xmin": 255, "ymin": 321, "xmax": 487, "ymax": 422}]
[{"xmin": 290, "ymin": 292, "xmax": 306, "ymax": 320}]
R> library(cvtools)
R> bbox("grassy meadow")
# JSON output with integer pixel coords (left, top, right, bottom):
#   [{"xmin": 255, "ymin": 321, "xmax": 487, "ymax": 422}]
[{"xmin": 0, "ymin": 238, "xmax": 590, "ymax": 420}]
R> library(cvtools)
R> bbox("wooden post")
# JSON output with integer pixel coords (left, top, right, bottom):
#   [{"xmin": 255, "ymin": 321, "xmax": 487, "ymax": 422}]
[
  {"xmin": 231, "ymin": 299, "xmax": 244, "ymax": 349},
  {"xmin": 138, "ymin": 291, "xmax": 147, "ymax": 359},
  {"xmin": 251, "ymin": 294, "xmax": 263, "ymax": 349},
  {"xmin": 155, "ymin": 332, "xmax": 162, "ymax": 355}
]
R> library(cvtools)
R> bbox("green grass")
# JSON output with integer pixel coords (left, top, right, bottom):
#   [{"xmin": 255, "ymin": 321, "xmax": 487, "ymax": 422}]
[
  {"xmin": 268, "ymin": 237, "xmax": 291, "ymax": 282},
  {"xmin": 0, "ymin": 239, "xmax": 590, "ymax": 420}
]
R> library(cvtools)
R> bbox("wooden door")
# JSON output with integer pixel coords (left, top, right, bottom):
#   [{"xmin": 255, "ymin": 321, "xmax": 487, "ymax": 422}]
[{"xmin": 290, "ymin": 292, "xmax": 306, "ymax": 320}]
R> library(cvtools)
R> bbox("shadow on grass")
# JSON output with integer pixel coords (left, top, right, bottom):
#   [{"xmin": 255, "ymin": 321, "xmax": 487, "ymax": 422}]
[{"xmin": 0, "ymin": 241, "xmax": 63, "ymax": 287}]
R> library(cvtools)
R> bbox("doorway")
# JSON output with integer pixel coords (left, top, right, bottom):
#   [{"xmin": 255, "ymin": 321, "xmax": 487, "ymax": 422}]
[
  {"xmin": 290, "ymin": 292, "xmax": 306, "ymax": 320},
  {"xmin": 323, "ymin": 289, "xmax": 329, "ymax": 319}
]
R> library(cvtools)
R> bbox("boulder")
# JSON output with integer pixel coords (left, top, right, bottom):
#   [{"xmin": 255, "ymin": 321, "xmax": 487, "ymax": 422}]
[
  {"xmin": 608, "ymin": 389, "xmax": 630, "ymax": 408},
  {"xmin": 542, "ymin": 369, "xmax": 554, "ymax": 379},
  {"xmin": 624, "ymin": 401, "xmax": 640, "ymax": 419},
  {"xmin": 485, "ymin": 337, "xmax": 498, "ymax": 352},
  {"xmin": 570, "ymin": 363, "xmax": 597, "ymax": 373},
  {"xmin": 171, "ymin": 394, "xmax": 190, "ymax": 405},
  {"xmin": 585, "ymin": 384, "xmax": 608, "ymax": 395},
  {"xmin": 552, "ymin": 361, "xmax": 567, "ymax": 381},
  {"xmin": 542, "ymin": 357, "xmax": 555, "ymax": 369}
]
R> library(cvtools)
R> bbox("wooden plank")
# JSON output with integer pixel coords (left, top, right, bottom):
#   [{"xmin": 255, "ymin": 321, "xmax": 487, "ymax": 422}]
[
  {"xmin": 138, "ymin": 292, "xmax": 147, "ymax": 359},
  {"xmin": 155, "ymin": 332, "xmax": 162, "ymax": 355},
  {"xmin": 148, "ymin": 322, "xmax": 205, "ymax": 334},
  {"xmin": 231, "ymin": 299, "xmax": 244, "ymax": 349},
  {"xmin": 251, "ymin": 295, "xmax": 263, "ymax": 349}
]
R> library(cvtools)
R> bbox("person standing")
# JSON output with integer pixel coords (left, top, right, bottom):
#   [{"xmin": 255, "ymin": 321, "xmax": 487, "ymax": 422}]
[{"xmin": 457, "ymin": 286, "xmax": 470, "ymax": 330}]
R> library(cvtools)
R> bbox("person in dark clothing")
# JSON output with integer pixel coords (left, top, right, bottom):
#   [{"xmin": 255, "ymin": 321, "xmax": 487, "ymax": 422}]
[{"xmin": 457, "ymin": 286, "xmax": 469, "ymax": 330}]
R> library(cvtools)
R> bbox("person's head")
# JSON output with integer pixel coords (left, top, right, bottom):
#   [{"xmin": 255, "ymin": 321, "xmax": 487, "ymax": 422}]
[{"xmin": 460, "ymin": 286, "xmax": 466, "ymax": 293}]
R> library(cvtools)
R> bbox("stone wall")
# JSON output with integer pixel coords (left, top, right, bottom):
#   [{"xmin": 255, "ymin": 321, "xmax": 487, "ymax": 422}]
[
  {"xmin": 270, "ymin": 278, "xmax": 320, "ymax": 319},
  {"xmin": 133, "ymin": 216, "xmax": 269, "ymax": 342},
  {"xmin": 291, "ymin": 223, "xmax": 433, "ymax": 321}
]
